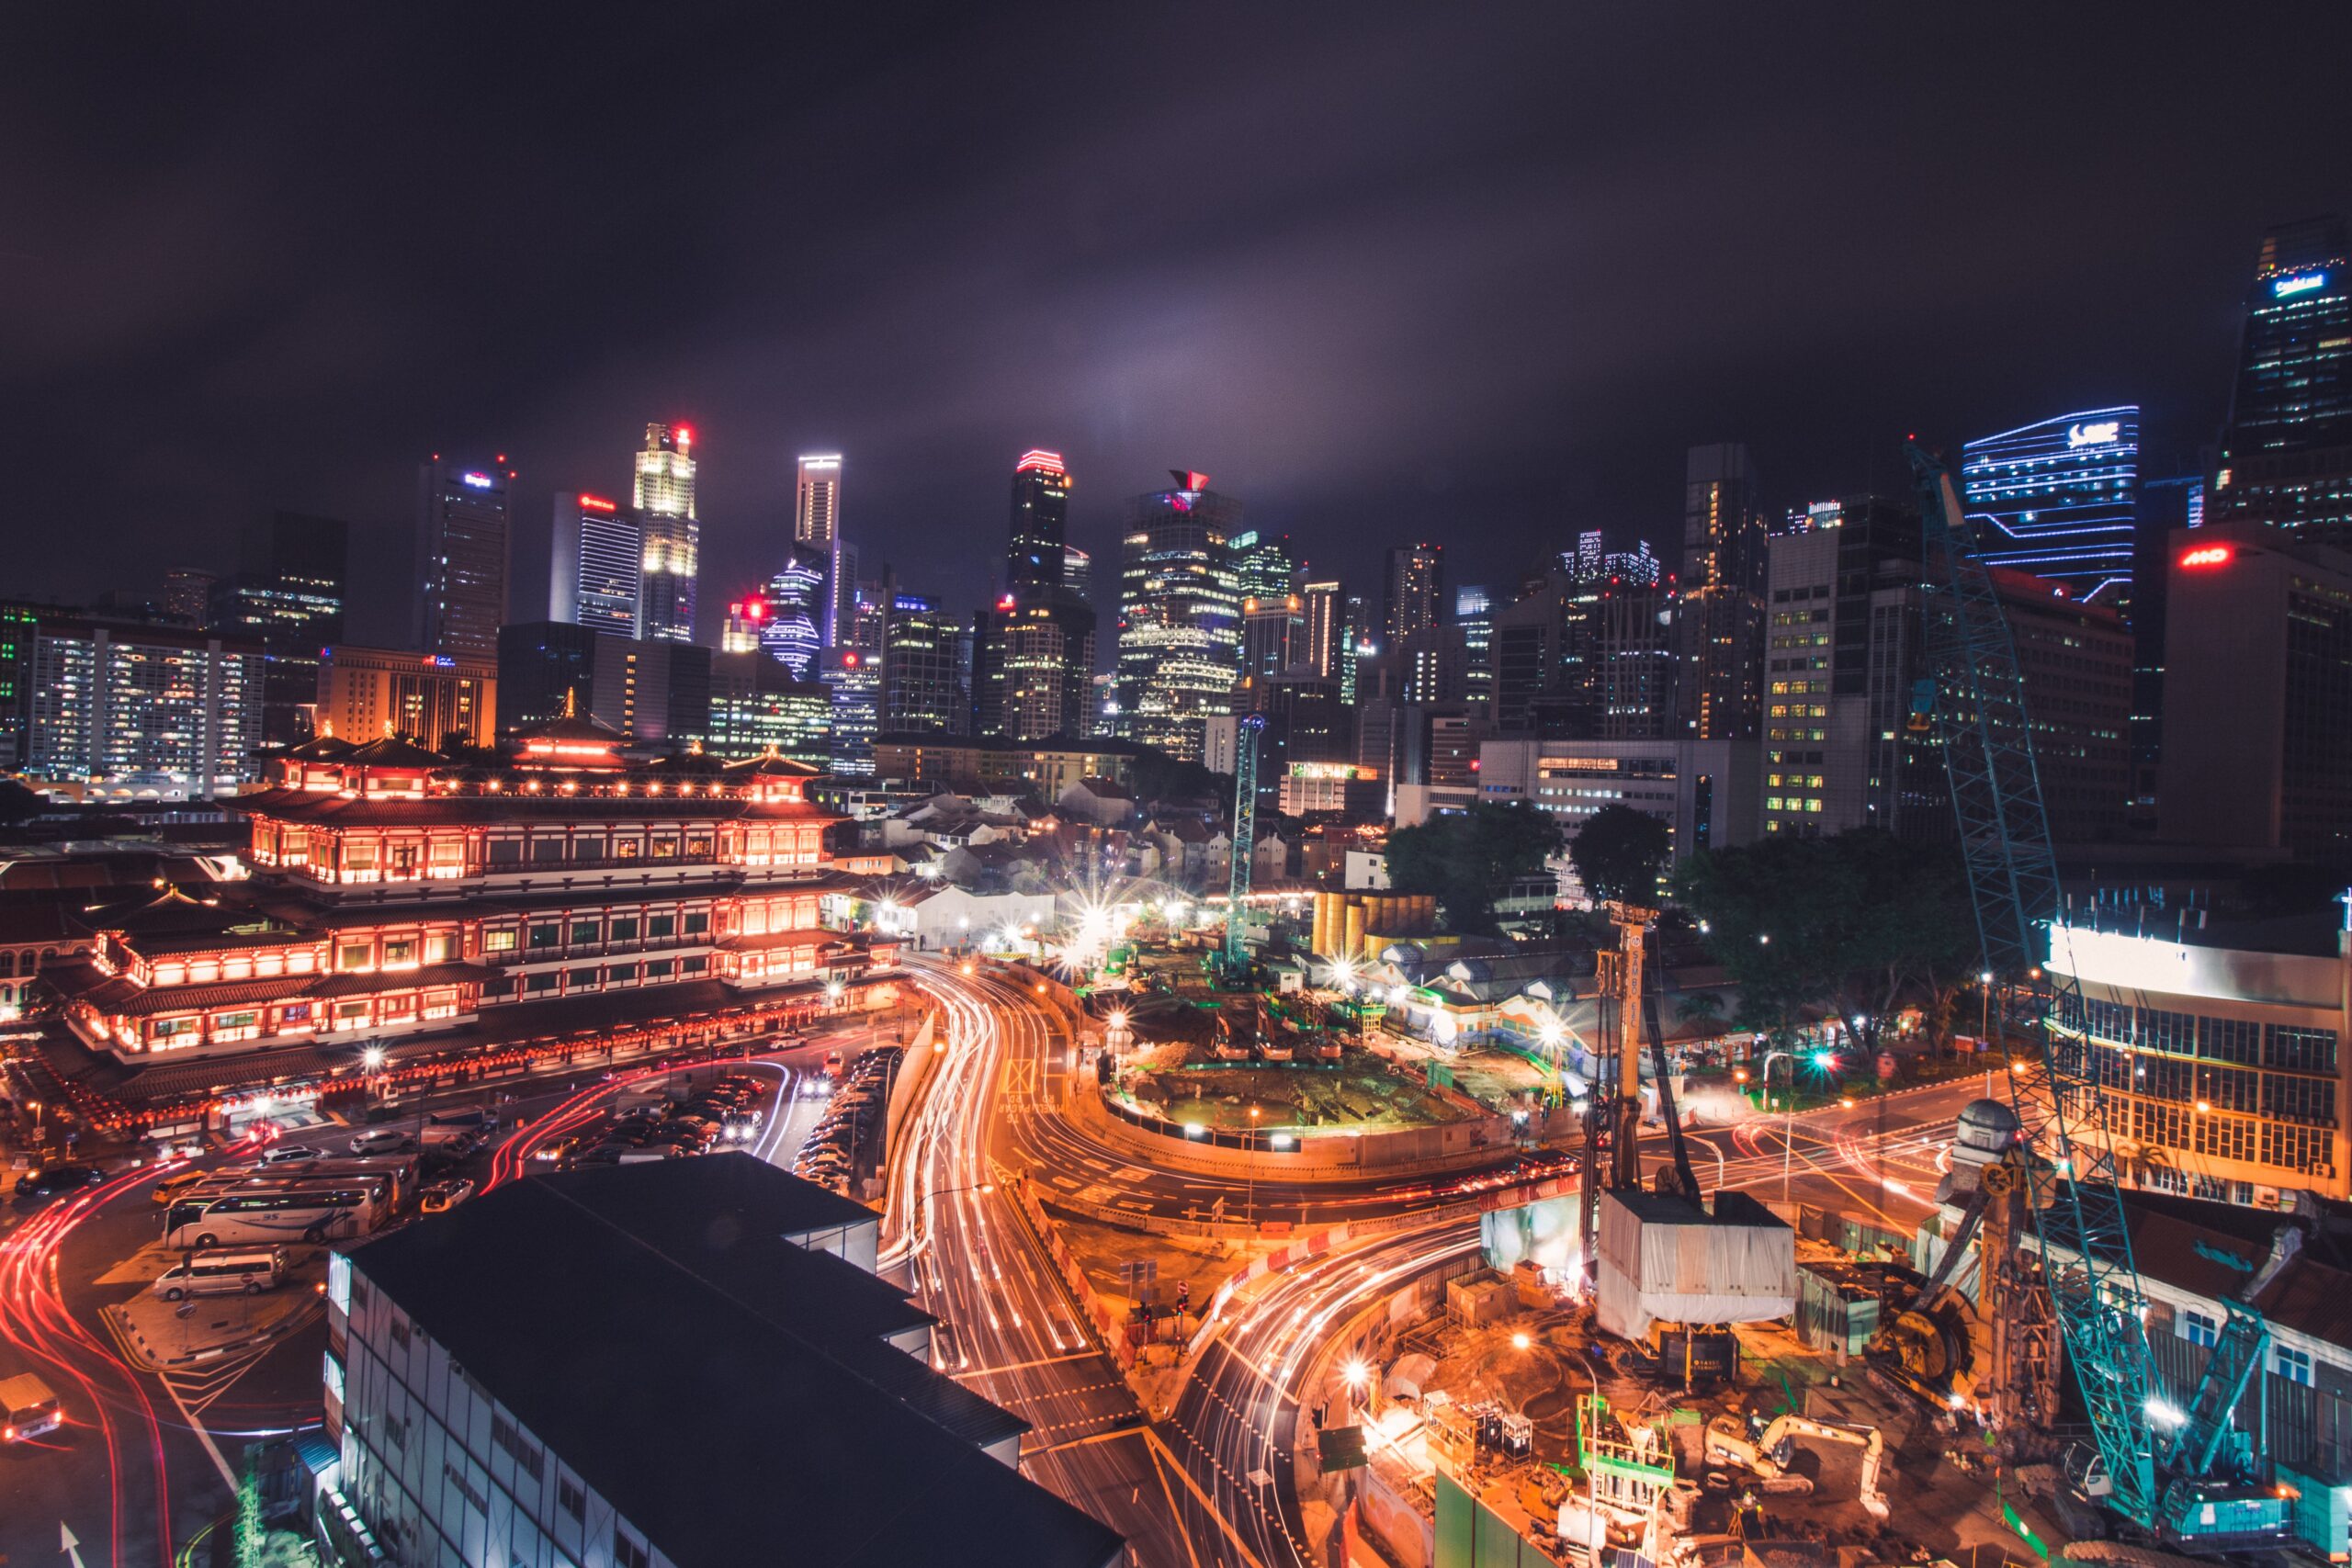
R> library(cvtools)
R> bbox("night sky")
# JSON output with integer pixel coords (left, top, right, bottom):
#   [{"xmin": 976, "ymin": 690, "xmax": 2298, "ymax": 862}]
[{"xmin": 7, "ymin": 4, "xmax": 2349, "ymax": 644}]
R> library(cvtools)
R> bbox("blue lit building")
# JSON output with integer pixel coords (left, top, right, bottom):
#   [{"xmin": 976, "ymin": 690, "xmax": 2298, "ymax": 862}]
[
  {"xmin": 2214, "ymin": 217, "xmax": 2352, "ymax": 545},
  {"xmin": 1960, "ymin": 405, "xmax": 2140, "ymax": 605},
  {"xmin": 760, "ymin": 543, "xmax": 828, "ymax": 680}
]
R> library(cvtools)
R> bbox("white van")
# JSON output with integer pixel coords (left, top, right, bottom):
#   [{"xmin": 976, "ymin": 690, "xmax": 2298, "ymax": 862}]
[
  {"xmin": 1, "ymin": 1373, "xmax": 62, "ymax": 1441},
  {"xmin": 153, "ymin": 1248, "xmax": 287, "ymax": 1302}
]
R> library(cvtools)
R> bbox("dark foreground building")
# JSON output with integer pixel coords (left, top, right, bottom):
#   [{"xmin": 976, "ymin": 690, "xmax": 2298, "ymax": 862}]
[{"xmin": 317, "ymin": 1156, "xmax": 1123, "ymax": 1568}]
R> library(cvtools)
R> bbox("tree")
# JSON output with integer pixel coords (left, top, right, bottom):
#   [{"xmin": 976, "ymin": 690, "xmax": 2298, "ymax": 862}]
[
  {"xmin": 1569, "ymin": 804, "xmax": 1672, "ymax": 907},
  {"xmin": 1384, "ymin": 801, "xmax": 1564, "ymax": 935},
  {"xmin": 1672, "ymin": 829, "xmax": 1976, "ymax": 1059}
]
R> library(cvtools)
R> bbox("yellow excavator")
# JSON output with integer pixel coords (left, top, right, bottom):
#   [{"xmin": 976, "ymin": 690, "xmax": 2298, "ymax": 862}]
[{"xmin": 1702, "ymin": 1413, "xmax": 1889, "ymax": 1520}]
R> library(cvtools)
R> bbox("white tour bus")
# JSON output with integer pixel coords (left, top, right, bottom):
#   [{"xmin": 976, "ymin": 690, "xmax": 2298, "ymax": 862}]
[{"xmin": 164, "ymin": 1185, "xmax": 384, "ymax": 1250}]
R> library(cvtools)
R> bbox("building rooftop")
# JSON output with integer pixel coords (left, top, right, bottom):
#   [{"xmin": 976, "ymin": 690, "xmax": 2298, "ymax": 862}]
[{"xmin": 346, "ymin": 1158, "xmax": 1120, "ymax": 1568}]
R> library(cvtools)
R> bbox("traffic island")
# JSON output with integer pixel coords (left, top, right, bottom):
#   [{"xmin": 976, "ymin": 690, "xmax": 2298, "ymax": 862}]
[{"xmin": 102, "ymin": 1245, "xmax": 330, "ymax": 1371}]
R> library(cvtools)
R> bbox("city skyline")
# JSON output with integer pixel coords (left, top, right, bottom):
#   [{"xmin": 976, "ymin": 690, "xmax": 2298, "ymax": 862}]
[{"xmin": 8, "ymin": 10, "xmax": 2349, "ymax": 642}]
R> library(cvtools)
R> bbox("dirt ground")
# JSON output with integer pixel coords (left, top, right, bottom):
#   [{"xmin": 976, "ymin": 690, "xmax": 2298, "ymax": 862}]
[{"xmin": 1118, "ymin": 1055, "xmax": 1475, "ymax": 1131}]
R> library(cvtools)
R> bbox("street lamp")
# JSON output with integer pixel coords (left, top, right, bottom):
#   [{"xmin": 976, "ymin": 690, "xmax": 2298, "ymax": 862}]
[
  {"xmin": 1978, "ymin": 970, "xmax": 1994, "ymax": 1048},
  {"xmin": 1247, "ymin": 1105, "xmax": 1261, "ymax": 1230},
  {"xmin": 1761, "ymin": 1049, "xmax": 1797, "ymax": 1202}
]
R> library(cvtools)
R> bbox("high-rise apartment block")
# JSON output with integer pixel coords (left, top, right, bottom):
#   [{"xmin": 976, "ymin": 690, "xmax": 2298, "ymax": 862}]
[
  {"xmin": 2214, "ymin": 218, "xmax": 2352, "ymax": 545},
  {"xmin": 1961, "ymin": 407, "xmax": 2140, "ymax": 606},
  {"xmin": 1113, "ymin": 472, "xmax": 1241, "ymax": 760},
  {"xmin": 2157, "ymin": 524, "xmax": 2352, "ymax": 856},
  {"xmin": 549, "ymin": 491, "xmax": 641, "ymax": 636},
  {"xmin": 416, "ymin": 457, "xmax": 512, "ymax": 663},
  {"xmin": 1383, "ymin": 542, "xmax": 1444, "ymax": 648},
  {"xmin": 633, "ymin": 423, "xmax": 699, "ymax": 642},
  {"xmin": 17, "ymin": 616, "xmax": 263, "ymax": 798},
  {"xmin": 1676, "ymin": 443, "xmax": 1766, "ymax": 740}
]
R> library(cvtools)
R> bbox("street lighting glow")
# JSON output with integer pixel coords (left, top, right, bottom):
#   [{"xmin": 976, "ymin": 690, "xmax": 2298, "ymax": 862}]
[
  {"xmin": 1342, "ymin": 1359, "xmax": 1370, "ymax": 1390},
  {"xmin": 362, "ymin": 1046, "xmax": 385, "ymax": 1070},
  {"xmin": 1510, "ymin": 1332, "xmax": 1532, "ymax": 1350}
]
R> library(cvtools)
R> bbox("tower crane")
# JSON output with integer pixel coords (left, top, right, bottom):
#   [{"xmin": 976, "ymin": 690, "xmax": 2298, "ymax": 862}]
[
  {"xmin": 1908, "ymin": 443, "xmax": 2283, "ymax": 1548},
  {"xmin": 1215, "ymin": 714, "xmax": 1266, "ymax": 985}
]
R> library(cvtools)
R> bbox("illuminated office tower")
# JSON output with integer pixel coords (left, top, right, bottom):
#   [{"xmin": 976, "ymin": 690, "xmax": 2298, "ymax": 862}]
[
  {"xmin": 1114, "ymin": 470, "xmax": 1242, "ymax": 759},
  {"xmin": 549, "ymin": 491, "xmax": 642, "ymax": 636},
  {"xmin": 1961, "ymin": 407, "xmax": 2140, "ymax": 605},
  {"xmin": 416, "ymin": 455, "xmax": 513, "ymax": 663},
  {"xmin": 1383, "ymin": 542, "xmax": 1444, "ymax": 645},
  {"xmin": 1676, "ymin": 442, "xmax": 1766, "ymax": 739},
  {"xmin": 760, "ymin": 545, "xmax": 828, "ymax": 679},
  {"xmin": 1302, "ymin": 581, "xmax": 1345, "ymax": 679},
  {"xmin": 1233, "ymin": 530, "xmax": 1298, "ymax": 603},
  {"xmin": 796, "ymin": 454, "xmax": 846, "ymax": 643},
  {"xmin": 1007, "ymin": 449, "xmax": 1072, "ymax": 593},
  {"xmin": 1062, "ymin": 545, "xmax": 1092, "ymax": 605},
  {"xmin": 211, "ymin": 510, "xmax": 349, "ymax": 745},
  {"xmin": 1240, "ymin": 592, "xmax": 1304, "ymax": 679},
  {"xmin": 878, "ymin": 593, "xmax": 967, "ymax": 736},
  {"xmin": 820, "ymin": 645, "xmax": 879, "ymax": 775},
  {"xmin": 632, "ymin": 423, "xmax": 699, "ymax": 642},
  {"xmin": 2214, "ymin": 217, "xmax": 2352, "ymax": 545}
]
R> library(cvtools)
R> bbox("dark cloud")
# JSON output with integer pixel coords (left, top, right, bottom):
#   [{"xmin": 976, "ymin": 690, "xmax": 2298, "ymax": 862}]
[{"xmin": 3, "ymin": 2, "xmax": 2347, "ymax": 637}]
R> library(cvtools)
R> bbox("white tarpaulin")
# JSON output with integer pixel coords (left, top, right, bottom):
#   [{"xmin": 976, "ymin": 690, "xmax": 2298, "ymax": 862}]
[{"xmin": 1594, "ymin": 1189, "xmax": 1795, "ymax": 1340}]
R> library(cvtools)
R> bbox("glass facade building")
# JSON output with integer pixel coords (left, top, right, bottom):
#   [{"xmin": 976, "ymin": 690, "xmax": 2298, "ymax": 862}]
[
  {"xmin": 632, "ymin": 423, "xmax": 698, "ymax": 643},
  {"xmin": 416, "ymin": 457, "xmax": 512, "ymax": 664},
  {"xmin": 1114, "ymin": 477, "xmax": 1242, "ymax": 760},
  {"xmin": 548, "ymin": 492, "xmax": 641, "ymax": 637},
  {"xmin": 2215, "ymin": 217, "xmax": 2352, "ymax": 546},
  {"xmin": 1960, "ymin": 406, "xmax": 2141, "ymax": 605},
  {"xmin": 760, "ymin": 544, "xmax": 829, "ymax": 680}
]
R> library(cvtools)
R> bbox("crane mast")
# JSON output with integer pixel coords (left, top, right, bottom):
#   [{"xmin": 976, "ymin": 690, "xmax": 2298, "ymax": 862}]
[
  {"xmin": 1909, "ymin": 444, "xmax": 2278, "ymax": 1546},
  {"xmin": 1222, "ymin": 715, "xmax": 1265, "ymax": 974}
]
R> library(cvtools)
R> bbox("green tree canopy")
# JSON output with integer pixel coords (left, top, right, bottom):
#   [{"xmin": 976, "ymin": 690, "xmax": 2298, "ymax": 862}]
[
  {"xmin": 1671, "ymin": 828, "xmax": 1977, "ymax": 1055},
  {"xmin": 1569, "ymin": 803, "xmax": 1672, "ymax": 908},
  {"xmin": 1384, "ymin": 802, "xmax": 1564, "ymax": 935}
]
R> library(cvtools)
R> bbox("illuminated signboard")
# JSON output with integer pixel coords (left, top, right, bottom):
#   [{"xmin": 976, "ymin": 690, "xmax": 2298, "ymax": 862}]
[
  {"xmin": 2274, "ymin": 272, "xmax": 2327, "ymax": 298},
  {"xmin": 2179, "ymin": 545, "xmax": 2233, "ymax": 569},
  {"xmin": 578, "ymin": 494, "xmax": 617, "ymax": 513},
  {"xmin": 1290, "ymin": 762, "xmax": 1369, "ymax": 780},
  {"xmin": 420, "ymin": 655, "xmax": 456, "ymax": 669},
  {"xmin": 2066, "ymin": 420, "xmax": 2121, "ymax": 448},
  {"xmin": 460, "ymin": 471, "xmax": 494, "ymax": 489}
]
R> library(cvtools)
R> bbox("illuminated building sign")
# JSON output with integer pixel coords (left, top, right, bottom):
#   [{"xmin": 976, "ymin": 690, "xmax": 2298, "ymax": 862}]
[
  {"xmin": 460, "ymin": 471, "xmax": 494, "ymax": 489},
  {"xmin": 2066, "ymin": 420, "xmax": 2121, "ymax": 448},
  {"xmin": 578, "ymin": 494, "xmax": 617, "ymax": 513},
  {"xmin": 420, "ymin": 655, "xmax": 455, "ymax": 669},
  {"xmin": 1014, "ymin": 449, "xmax": 1066, "ymax": 475},
  {"xmin": 2274, "ymin": 272, "xmax": 2328, "ymax": 298},
  {"xmin": 2179, "ymin": 545, "xmax": 2233, "ymax": 569},
  {"xmin": 522, "ymin": 740, "xmax": 620, "ymax": 760},
  {"xmin": 1290, "ymin": 762, "xmax": 1371, "ymax": 780}
]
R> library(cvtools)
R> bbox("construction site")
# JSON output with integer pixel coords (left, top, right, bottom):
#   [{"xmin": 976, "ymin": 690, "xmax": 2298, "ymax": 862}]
[{"xmin": 1291, "ymin": 449, "xmax": 2352, "ymax": 1568}]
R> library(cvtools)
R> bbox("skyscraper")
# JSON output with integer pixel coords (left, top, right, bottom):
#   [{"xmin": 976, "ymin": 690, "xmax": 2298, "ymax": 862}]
[
  {"xmin": 633, "ymin": 423, "xmax": 699, "ymax": 642},
  {"xmin": 1114, "ymin": 471, "xmax": 1242, "ymax": 760},
  {"xmin": 1061, "ymin": 545, "xmax": 1093, "ymax": 606},
  {"xmin": 162, "ymin": 569, "xmax": 215, "ymax": 626},
  {"xmin": 976, "ymin": 450, "xmax": 1099, "ymax": 742},
  {"xmin": 1960, "ymin": 407, "xmax": 2140, "ymax": 604},
  {"xmin": 796, "ymin": 454, "xmax": 845, "ymax": 643},
  {"xmin": 760, "ymin": 544, "xmax": 829, "ymax": 679},
  {"xmin": 2214, "ymin": 217, "xmax": 2352, "ymax": 545},
  {"xmin": 1006, "ymin": 449, "xmax": 1071, "ymax": 594},
  {"xmin": 417, "ymin": 456, "xmax": 512, "ymax": 663},
  {"xmin": 549, "ymin": 491, "xmax": 641, "ymax": 636},
  {"xmin": 878, "ymin": 593, "xmax": 966, "ymax": 736},
  {"xmin": 1240, "ymin": 592, "xmax": 1304, "ymax": 678},
  {"xmin": 1383, "ymin": 543, "xmax": 1444, "ymax": 647},
  {"xmin": 1676, "ymin": 442, "xmax": 1766, "ymax": 739},
  {"xmin": 212, "ymin": 510, "xmax": 349, "ymax": 745},
  {"xmin": 1233, "ymin": 530, "xmax": 1298, "ymax": 603},
  {"xmin": 720, "ymin": 595, "xmax": 766, "ymax": 655}
]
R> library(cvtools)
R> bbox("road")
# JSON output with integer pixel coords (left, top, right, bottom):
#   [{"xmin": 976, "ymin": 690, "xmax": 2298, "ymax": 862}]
[{"xmin": 0, "ymin": 1014, "xmax": 886, "ymax": 1568}]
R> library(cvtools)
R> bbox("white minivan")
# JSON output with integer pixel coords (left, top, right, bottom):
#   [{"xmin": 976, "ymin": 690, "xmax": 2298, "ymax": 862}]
[{"xmin": 153, "ymin": 1248, "xmax": 287, "ymax": 1302}]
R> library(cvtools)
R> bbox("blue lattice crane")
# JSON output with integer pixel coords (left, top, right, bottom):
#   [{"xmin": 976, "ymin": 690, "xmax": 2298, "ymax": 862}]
[{"xmin": 1908, "ymin": 443, "xmax": 2283, "ymax": 1548}]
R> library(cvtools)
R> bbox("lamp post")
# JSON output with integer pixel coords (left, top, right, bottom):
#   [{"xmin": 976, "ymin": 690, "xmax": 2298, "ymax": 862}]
[
  {"xmin": 1762, "ymin": 1049, "xmax": 1795, "ymax": 1202},
  {"xmin": 1247, "ymin": 1105, "xmax": 1261, "ymax": 1231},
  {"xmin": 1978, "ymin": 970, "xmax": 1994, "ymax": 1050}
]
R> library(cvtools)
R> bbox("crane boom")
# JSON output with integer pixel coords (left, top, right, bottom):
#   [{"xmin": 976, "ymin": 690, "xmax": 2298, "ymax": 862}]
[
  {"xmin": 1223, "ymin": 715, "xmax": 1265, "ymax": 971},
  {"xmin": 1911, "ymin": 446, "xmax": 2158, "ymax": 1517}
]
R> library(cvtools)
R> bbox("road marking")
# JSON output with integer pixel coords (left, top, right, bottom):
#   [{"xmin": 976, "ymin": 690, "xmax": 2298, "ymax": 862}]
[
  {"xmin": 62, "ymin": 1522, "xmax": 87, "ymax": 1568},
  {"xmin": 160, "ymin": 1368, "xmax": 238, "ymax": 1490},
  {"xmin": 1143, "ymin": 1435, "xmax": 1208, "ymax": 1568},
  {"xmin": 1024, "ymin": 1424, "xmax": 1150, "ymax": 1458},
  {"xmin": 1144, "ymin": 1427, "xmax": 1266, "ymax": 1568},
  {"xmin": 962, "ymin": 1349, "xmax": 1102, "ymax": 1377}
]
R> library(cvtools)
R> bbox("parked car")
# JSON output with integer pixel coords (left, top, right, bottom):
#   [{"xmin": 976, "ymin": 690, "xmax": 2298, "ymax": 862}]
[
  {"xmin": 260, "ymin": 1144, "xmax": 325, "ymax": 1166},
  {"xmin": 15, "ymin": 1165, "xmax": 107, "ymax": 1198},
  {"xmin": 418, "ymin": 1179, "xmax": 476, "ymax": 1213},
  {"xmin": 349, "ymin": 1130, "xmax": 414, "ymax": 1156}
]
